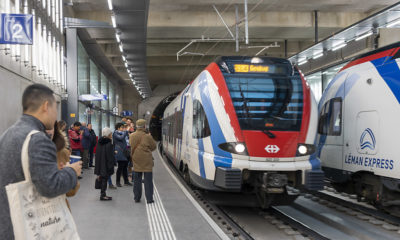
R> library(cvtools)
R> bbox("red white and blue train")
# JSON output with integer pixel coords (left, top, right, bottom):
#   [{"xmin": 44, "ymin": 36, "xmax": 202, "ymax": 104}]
[
  {"xmin": 317, "ymin": 42, "xmax": 400, "ymax": 215},
  {"xmin": 161, "ymin": 56, "xmax": 324, "ymax": 207}
]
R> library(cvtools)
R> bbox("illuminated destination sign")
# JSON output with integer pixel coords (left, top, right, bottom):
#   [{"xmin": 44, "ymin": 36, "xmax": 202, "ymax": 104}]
[{"xmin": 234, "ymin": 64, "xmax": 269, "ymax": 73}]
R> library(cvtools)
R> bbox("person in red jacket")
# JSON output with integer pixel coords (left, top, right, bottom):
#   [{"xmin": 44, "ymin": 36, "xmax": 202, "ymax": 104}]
[{"xmin": 68, "ymin": 122, "xmax": 83, "ymax": 157}]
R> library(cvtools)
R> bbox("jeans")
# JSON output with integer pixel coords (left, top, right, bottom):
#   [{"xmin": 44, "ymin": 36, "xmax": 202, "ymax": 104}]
[
  {"xmin": 108, "ymin": 176, "xmax": 113, "ymax": 186},
  {"xmin": 89, "ymin": 147, "xmax": 94, "ymax": 166},
  {"xmin": 133, "ymin": 172, "xmax": 153, "ymax": 202},
  {"xmin": 82, "ymin": 149, "xmax": 89, "ymax": 168},
  {"xmin": 116, "ymin": 161, "xmax": 129, "ymax": 184}
]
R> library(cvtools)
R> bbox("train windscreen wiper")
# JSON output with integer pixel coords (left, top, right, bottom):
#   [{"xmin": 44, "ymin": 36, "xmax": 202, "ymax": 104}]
[{"xmin": 263, "ymin": 129, "xmax": 276, "ymax": 139}]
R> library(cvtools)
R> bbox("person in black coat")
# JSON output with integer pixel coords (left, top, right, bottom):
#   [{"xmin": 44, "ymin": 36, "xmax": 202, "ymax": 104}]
[{"xmin": 94, "ymin": 127, "xmax": 115, "ymax": 201}]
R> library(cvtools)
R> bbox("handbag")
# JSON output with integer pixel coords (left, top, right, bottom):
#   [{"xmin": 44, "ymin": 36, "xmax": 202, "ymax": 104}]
[
  {"xmin": 5, "ymin": 130, "xmax": 80, "ymax": 240},
  {"xmin": 95, "ymin": 177, "xmax": 101, "ymax": 189}
]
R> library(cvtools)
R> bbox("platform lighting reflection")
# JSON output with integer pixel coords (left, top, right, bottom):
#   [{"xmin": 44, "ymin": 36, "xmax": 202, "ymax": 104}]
[
  {"xmin": 332, "ymin": 43, "xmax": 347, "ymax": 51},
  {"xmin": 355, "ymin": 31, "xmax": 373, "ymax": 41},
  {"xmin": 111, "ymin": 15, "xmax": 116, "ymax": 28},
  {"xmin": 387, "ymin": 19, "xmax": 400, "ymax": 28},
  {"xmin": 107, "ymin": 0, "xmax": 113, "ymax": 10}
]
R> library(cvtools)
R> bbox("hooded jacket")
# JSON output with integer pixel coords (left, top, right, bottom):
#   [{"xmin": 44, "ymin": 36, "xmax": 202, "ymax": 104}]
[{"xmin": 94, "ymin": 137, "xmax": 115, "ymax": 177}]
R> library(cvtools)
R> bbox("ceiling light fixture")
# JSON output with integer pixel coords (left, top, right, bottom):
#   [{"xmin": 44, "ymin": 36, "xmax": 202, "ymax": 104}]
[
  {"xmin": 119, "ymin": 44, "xmax": 123, "ymax": 52},
  {"xmin": 111, "ymin": 15, "xmax": 116, "ymax": 28},
  {"xmin": 115, "ymin": 33, "xmax": 120, "ymax": 42},
  {"xmin": 387, "ymin": 19, "xmax": 400, "ymax": 28},
  {"xmin": 107, "ymin": 0, "xmax": 113, "ymax": 11},
  {"xmin": 332, "ymin": 42, "xmax": 347, "ymax": 51},
  {"xmin": 355, "ymin": 31, "xmax": 373, "ymax": 41},
  {"xmin": 122, "ymin": 55, "xmax": 126, "ymax": 61},
  {"xmin": 313, "ymin": 53, "xmax": 323, "ymax": 59},
  {"xmin": 298, "ymin": 59, "xmax": 308, "ymax": 66}
]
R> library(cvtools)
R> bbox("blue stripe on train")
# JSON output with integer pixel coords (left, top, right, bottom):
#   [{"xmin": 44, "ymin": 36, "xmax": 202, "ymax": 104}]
[
  {"xmin": 371, "ymin": 57, "xmax": 400, "ymax": 104},
  {"xmin": 198, "ymin": 72, "xmax": 233, "ymax": 170},
  {"xmin": 198, "ymin": 138, "xmax": 206, "ymax": 178}
]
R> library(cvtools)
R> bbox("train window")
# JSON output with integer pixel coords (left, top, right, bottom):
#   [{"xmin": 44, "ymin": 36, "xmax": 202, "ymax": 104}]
[
  {"xmin": 192, "ymin": 99, "xmax": 211, "ymax": 139},
  {"xmin": 318, "ymin": 98, "xmax": 342, "ymax": 136}
]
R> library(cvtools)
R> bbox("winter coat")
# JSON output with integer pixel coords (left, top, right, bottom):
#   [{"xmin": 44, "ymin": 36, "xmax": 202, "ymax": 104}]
[
  {"xmin": 89, "ymin": 129, "xmax": 97, "ymax": 149},
  {"xmin": 94, "ymin": 137, "xmax": 115, "ymax": 177},
  {"xmin": 0, "ymin": 115, "xmax": 77, "ymax": 240},
  {"xmin": 81, "ymin": 127, "xmax": 91, "ymax": 150},
  {"xmin": 68, "ymin": 128, "xmax": 82, "ymax": 150},
  {"xmin": 129, "ymin": 129, "xmax": 157, "ymax": 172},
  {"xmin": 113, "ymin": 130, "xmax": 128, "ymax": 161}
]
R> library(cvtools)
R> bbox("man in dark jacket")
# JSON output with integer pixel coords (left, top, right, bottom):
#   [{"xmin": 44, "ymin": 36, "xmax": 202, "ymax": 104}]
[
  {"xmin": 0, "ymin": 84, "xmax": 82, "ymax": 239},
  {"xmin": 94, "ymin": 127, "xmax": 115, "ymax": 201},
  {"xmin": 81, "ymin": 122, "xmax": 91, "ymax": 169},
  {"xmin": 88, "ymin": 123, "xmax": 97, "ymax": 167},
  {"xmin": 113, "ymin": 122, "xmax": 132, "ymax": 187}
]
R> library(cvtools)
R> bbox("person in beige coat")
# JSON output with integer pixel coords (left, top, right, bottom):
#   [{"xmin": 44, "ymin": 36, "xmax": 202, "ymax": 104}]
[{"xmin": 129, "ymin": 119, "xmax": 157, "ymax": 203}]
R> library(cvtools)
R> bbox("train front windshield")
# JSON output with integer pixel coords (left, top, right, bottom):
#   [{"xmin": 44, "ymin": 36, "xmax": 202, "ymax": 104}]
[{"xmin": 219, "ymin": 58, "xmax": 303, "ymax": 131}]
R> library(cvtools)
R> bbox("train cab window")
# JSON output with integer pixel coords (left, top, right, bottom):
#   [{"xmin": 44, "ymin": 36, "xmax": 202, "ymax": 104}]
[
  {"xmin": 192, "ymin": 99, "xmax": 211, "ymax": 139},
  {"xmin": 318, "ymin": 98, "xmax": 342, "ymax": 136}
]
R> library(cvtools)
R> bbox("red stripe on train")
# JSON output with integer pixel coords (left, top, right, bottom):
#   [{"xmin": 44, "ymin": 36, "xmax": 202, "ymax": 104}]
[
  {"xmin": 341, "ymin": 47, "xmax": 400, "ymax": 72},
  {"xmin": 206, "ymin": 63, "xmax": 244, "ymax": 142}
]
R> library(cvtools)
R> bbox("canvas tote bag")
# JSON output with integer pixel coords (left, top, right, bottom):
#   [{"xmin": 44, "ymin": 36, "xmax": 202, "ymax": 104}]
[{"xmin": 5, "ymin": 130, "xmax": 80, "ymax": 240}]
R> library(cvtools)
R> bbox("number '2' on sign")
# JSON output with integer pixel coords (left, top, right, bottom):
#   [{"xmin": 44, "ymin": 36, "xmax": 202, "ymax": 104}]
[{"xmin": 0, "ymin": 14, "xmax": 33, "ymax": 45}]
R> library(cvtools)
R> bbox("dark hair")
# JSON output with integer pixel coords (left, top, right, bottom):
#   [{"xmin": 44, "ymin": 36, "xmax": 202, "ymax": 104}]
[
  {"xmin": 22, "ymin": 84, "xmax": 55, "ymax": 112},
  {"xmin": 73, "ymin": 121, "xmax": 81, "ymax": 127},
  {"xmin": 52, "ymin": 121, "xmax": 65, "ymax": 152},
  {"xmin": 115, "ymin": 122, "xmax": 124, "ymax": 130}
]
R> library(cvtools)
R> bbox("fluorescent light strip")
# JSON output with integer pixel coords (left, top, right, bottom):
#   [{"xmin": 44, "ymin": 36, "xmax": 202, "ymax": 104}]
[
  {"xmin": 298, "ymin": 60, "xmax": 308, "ymax": 66},
  {"xmin": 355, "ymin": 31, "xmax": 373, "ymax": 41},
  {"xmin": 387, "ymin": 19, "xmax": 400, "ymax": 28},
  {"xmin": 115, "ymin": 33, "xmax": 120, "ymax": 42},
  {"xmin": 119, "ymin": 44, "xmax": 123, "ymax": 52},
  {"xmin": 107, "ymin": 0, "xmax": 113, "ymax": 11},
  {"xmin": 122, "ymin": 55, "xmax": 126, "ymax": 61},
  {"xmin": 313, "ymin": 53, "xmax": 323, "ymax": 59},
  {"xmin": 111, "ymin": 15, "xmax": 116, "ymax": 28},
  {"xmin": 332, "ymin": 43, "xmax": 347, "ymax": 51}
]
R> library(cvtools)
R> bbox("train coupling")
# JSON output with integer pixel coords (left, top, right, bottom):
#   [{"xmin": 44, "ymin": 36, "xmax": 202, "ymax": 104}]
[{"xmin": 261, "ymin": 173, "xmax": 287, "ymax": 193}]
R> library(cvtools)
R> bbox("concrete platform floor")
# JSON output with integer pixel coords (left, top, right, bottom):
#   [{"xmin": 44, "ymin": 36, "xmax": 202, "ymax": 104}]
[{"xmin": 68, "ymin": 151, "xmax": 222, "ymax": 240}]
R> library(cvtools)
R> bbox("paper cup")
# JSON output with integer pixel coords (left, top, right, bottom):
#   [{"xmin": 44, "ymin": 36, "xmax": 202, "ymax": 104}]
[{"xmin": 70, "ymin": 155, "xmax": 81, "ymax": 164}]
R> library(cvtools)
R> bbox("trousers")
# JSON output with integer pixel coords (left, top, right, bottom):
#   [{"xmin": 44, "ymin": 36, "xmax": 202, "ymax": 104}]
[
  {"xmin": 133, "ymin": 172, "xmax": 153, "ymax": 202},
  {"xmin": 116, "ymin": 161, "xmax": 129, "ymax": 184}
]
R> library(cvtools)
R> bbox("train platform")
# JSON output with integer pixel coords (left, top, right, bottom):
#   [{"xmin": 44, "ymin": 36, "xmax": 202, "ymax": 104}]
[{"xmin": 68, "ymin": 150, "xmax": 227, "ymax": 240}]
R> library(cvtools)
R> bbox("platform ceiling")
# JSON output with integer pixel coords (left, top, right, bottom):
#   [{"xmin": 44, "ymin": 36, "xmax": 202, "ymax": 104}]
[{"xmin": 66, "ymin": 0, "xmax": 399, "ymax": 95}]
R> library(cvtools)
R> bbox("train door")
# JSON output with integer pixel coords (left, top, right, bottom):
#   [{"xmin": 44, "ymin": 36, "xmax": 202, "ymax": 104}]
[
  {"xmin": 318, "ymin": 97, "xmax": 344, "ymax": 179},
  {"xmin": 182, "ymin": 93, "xmax": 193, "ymax": 167}
]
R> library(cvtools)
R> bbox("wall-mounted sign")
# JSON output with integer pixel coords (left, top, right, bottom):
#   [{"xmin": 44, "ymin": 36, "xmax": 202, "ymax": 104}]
[
  {"xmin": 0, "ymin": 14, "xmax": 33, "ymax": 44},
  {"xmin": 79, "ymin": 94, "xmax": 107, "ymax": 101},
  {"xmin": 121, "ymin": 111, "xmax": 133, "ymax": 117},
  {"xmin": 70, "ymin": 113, "xmax": 76, "ymax": 118}
]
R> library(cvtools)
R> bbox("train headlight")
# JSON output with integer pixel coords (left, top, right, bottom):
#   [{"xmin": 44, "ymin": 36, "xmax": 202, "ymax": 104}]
[
  {"xmin": 218, "ymin": 142, "xmax": 248, "ymax": 155},
  {"xmin": 296, "ymin": 144, "xmax": 316, "ymax": 156},
  {"xmin": 235, "ymin": 143, "xmax": 246, "ymax": 153}
]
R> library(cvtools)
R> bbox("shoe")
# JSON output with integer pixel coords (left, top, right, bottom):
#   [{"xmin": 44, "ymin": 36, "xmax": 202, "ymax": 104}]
[
  {"xmin": 124, "ymin": 182, "xmax": 133, "ymax": 186},
  {"xmin": 134, "ymin": 199, "xmax": 140, "ymax": 203},
  {"xmin": 147, "ymin": 200, "xmax": 154, "ymax": 204},
  {"xmin": 116, "ymin": 183, "xmax": 122, "ymax": 187},
  {"xmin": 78, "ymin": 176, "xmax": 83, "ymax": 179},
  {"xmin": 100, "ymin": 196, "xmax": 112, "ymax": 201},
  {"xmin": 109, "ymin": 184, "xmax": 117, "ymax": 189}
]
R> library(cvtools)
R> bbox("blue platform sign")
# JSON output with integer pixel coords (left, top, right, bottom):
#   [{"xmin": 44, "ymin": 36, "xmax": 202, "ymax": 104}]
[
  {"xmin": 121, "ymin": 111, "xmax": 133, "ymax": 117},
  {"xmin": 0, "ymin": 14, "xmax": 33, "ymax": 45}
]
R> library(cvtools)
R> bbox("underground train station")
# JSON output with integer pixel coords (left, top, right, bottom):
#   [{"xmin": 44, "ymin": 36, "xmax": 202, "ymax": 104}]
[{"xmin": 1, "ymin": 0, "xmax": 400, "ymax": 239}]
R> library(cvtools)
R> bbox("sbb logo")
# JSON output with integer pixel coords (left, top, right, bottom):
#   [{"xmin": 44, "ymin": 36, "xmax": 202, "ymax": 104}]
[{"xmin": 265, "ymin": 145, "xmax": 280, "ymax": 153}]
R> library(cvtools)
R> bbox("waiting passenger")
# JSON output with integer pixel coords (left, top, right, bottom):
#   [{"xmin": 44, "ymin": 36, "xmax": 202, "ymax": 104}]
[
  {"xmin": 57, "ymin": 120, "xmax": 70, "ymax": 151},
  {"xmin": 47, "ymin": 121, "xmax": 80, "ymax": 210},
  {"xmin": 95, "ymin": 127, "xmax": 116, "ymax": 201},
  {"xmin": 80, "ymin": 122, "xmax": 91, "ymax": 169},
  {"xmin": 129, "ymin": 119, "xmax": 157, "ymax": 204},
  {"xmin": 113, "ymin": 122, "xmax": 132, "ymax": 187},
  {"xmin": 88, "ymin": 123, "xmax": 97, "ymax": 167},
  {"xmin": 0, "ymin": 84, "xmax": 82, "ymax": 239},
  {"xmin": 69, "ymin": 121, "xmax": 83, "ymax": 156}
]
